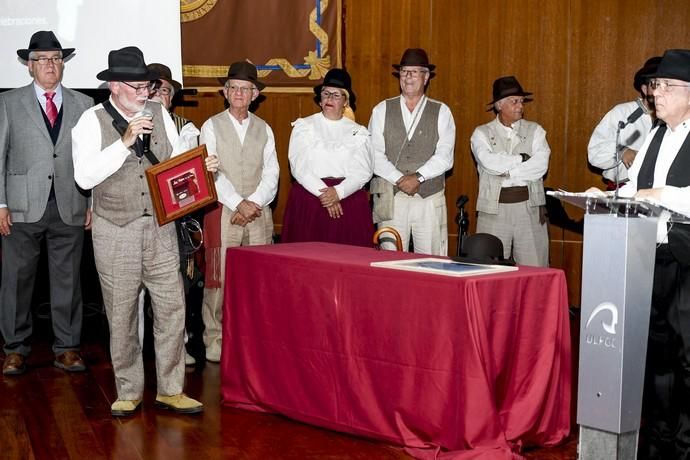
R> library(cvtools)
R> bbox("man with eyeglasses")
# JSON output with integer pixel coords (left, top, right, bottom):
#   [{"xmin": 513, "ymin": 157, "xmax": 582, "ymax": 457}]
[
  {"xmin": 0, "ymin": 31, "xmax": 93, "ymax": 376},
  {"xmin": 368, "ymin": 48, "xmax": 456, "ymax": 255},
  {"xmin": 470, "ymin": 76, "xmax": 551, "ymax": 266},
  {"xmin": 588, "ymin": 56, "xmax": 660, "ymax": 189},
  {"xmin": 199, "ymin": 61, "xmax": 278, "ymax": 363},
  {"xmin": 72, "ymin": 46, "xmax": 218, "ymax": 417},
  {"xmin": 613, "ymin": 49, "xmax": 690, "ymax": 458}
]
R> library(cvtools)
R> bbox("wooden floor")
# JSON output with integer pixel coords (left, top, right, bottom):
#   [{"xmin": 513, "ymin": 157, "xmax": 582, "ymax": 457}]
[{"xmin": 0, "ymin": 311, "xmax": 577, "ymax": 460}]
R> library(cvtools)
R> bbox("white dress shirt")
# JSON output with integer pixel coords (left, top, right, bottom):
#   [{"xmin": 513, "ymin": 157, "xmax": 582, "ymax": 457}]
[
  {"xmin": 588, "ymin": 100, "xmax": 653, "ymax": 182},
  {"xmin": 619, "ymin": 118, "xmax": 690, "ymax": 242},
  {"xmin": 72, "ymin": 99, "xmax": 196, "ymax": 190},
  {"xmin": 288, "ymin": 112, "xmax": 372, "ymax": 199},
  {"xmin": 470, "ymin": 117, "xmax": 550, "ymax": 186},
  {"xmin": 369, "ymin": 95, "xmax": 455, "ymax": 184},
  {"xmin": 200, "ymin": 111, "xmax": 279, "ymax": 211}
]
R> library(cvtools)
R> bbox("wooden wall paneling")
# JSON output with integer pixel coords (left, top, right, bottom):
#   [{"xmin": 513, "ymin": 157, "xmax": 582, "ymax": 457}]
[{"xmin": 176, "ymin": 0, "xmax": 690, "ymax": 306}]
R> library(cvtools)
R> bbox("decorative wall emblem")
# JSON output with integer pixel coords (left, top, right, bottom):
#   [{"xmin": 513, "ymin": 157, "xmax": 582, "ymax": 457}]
[{"xmin": 181, "ymin": 0, "xmax": 218, "ymax": 23}]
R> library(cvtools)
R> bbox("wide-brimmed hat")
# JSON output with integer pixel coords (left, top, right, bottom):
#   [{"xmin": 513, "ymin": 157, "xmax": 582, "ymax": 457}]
[
  {"xmin": 314, "ymin": 68, "xmax": 357, "ymax": 111},
  {"xmin": 220, "ymin": 61, "xmax": 265, "ymax": 90},
  {"xmin": 486, "ymin": 76, "xmax": 533, "ymax": 111},
  {"xmin": 96, "ymin": 46, "xmax": 159, "ymax": 82},
  {"xmin": 634, "ymin": 56, "xmax": 662, "ymax": 92},
  {"xmin": 17, "ymin": 30, "xmax": 74, "ymax": 61},
  {"xmin": 147, "ymin": 63, "xmax": 182, "ymax": 93},
  {"xmin": 392, "ymin": 48, "xmax": 436, "ymax": 74},
  {"xmin": 649, "ymin": 49, "xmax": 690, "ymax": 83}
]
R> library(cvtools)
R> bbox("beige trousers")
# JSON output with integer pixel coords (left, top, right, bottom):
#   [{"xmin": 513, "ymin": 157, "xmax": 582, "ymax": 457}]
[
  {"xmin": 476, "ymin": 201, "xmax": 549, "ymax": 267},
  {"xmin": 202, "ymin": 205, "xmax": 273, "ymax": 351},
  {"xmin": 92, "ymin": 214, "xmax": 186, "ymax": 400}
]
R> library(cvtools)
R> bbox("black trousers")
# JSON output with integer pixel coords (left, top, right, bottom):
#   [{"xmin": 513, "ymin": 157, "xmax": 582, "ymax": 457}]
[
  {"xmin": 0, "ymin": 199, "xmax": 84, "ymax": 356},
  {"xmin": 643, "ymin": 244, "xmax": 690, "ymax": 459}
]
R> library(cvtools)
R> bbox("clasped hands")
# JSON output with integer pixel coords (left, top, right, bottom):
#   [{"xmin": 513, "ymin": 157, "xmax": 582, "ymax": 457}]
[
  {"xmin": 396, "ymin": 174, "xmax": 421, "ymax": 196},
  {"xmin": 319, "ymin": 186, "xmax": 343, "ymax": 219},
  {"xmin": 231, "ymin": 200, "xmax": 262, "ymax": 227}
]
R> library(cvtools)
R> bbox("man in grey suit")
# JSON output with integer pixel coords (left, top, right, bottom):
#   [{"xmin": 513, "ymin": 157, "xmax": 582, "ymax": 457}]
[{"xmin": 0, "ymin": 31, "xmax": 93, "ymax": 375}]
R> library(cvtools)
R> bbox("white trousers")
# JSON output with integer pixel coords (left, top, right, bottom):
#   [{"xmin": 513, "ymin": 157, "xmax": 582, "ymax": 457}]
[{"xmin": 378, "ymin": 190, "xmax": 448, "ymax": 255}]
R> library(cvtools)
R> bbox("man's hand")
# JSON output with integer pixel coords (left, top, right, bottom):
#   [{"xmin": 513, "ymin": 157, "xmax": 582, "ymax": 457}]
[
  {"xmin": 396, "ymin": 174, "xmax": 421, "ymax": 196},
  {"xmin": 237, "ymin": 199, "xmax": 262, "ymax": 221},
  {"xmin": 635, "ymin": 187, "xmax": 663, "ymax": 202},
  {"xmin": 84, "ymin": 208, "xmax": 92, "ymax": 230},
  {"xmin": 326, "ymin": 202, "xmax": 343, "ymax": 219},
  {"xmin": 0, "ymin": 208, "xmax": 11, "ymax": 236},
  {"xmin": 205, "ymin": 154, "xmax": 219, "ymax": 173},
  {"xmin": 621, "ymin": 148, "xmax": 637, "ymax": 169},
  {"xmin": 230, "ymin": 211, "xmax": 249, "ymax": 227},
  {"xmin": 121, "ymin": 115, "xmax": 153, "ymax": 148},
  {"xmin": 318, "ymin": 186, "xmax": 340, "ymax": 208}
]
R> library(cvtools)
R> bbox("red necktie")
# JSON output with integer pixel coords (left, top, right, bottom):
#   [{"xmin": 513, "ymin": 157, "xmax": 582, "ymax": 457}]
[{"xmin": 45, "ymin": 91, "xmax": 57, "ymax": 127}]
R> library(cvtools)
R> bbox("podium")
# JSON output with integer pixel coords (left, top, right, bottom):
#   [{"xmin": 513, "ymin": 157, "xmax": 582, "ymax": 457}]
[{"xmin": 549, "ymin": 191, "xmax": 689, "ymax": 458}]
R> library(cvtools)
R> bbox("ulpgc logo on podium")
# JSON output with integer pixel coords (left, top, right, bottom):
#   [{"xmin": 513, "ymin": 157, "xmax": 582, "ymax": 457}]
[{"xmin": 584, "ymin": 302, "xmax": 618, "ymax": 349}]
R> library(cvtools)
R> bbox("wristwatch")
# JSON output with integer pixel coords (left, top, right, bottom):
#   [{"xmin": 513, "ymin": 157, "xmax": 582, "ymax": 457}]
[{"xmin": 415, "ymin": 172, "xmax": 426, "ymax": 183}]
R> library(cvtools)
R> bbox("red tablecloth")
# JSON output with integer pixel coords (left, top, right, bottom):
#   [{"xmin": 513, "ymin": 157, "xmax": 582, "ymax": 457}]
[{"xmin": 221, "ymin": 242, "xmax": 571, "ymax": 459}]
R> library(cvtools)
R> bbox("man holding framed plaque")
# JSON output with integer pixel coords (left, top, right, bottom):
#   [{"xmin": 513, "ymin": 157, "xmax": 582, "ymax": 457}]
[
  {"xmin": 71, "ymin": 46, "xmax": 219, "ymax": 417},
  {"xmin": 200, "ymin": 61, "xmax": 279, "ymax": 363}
]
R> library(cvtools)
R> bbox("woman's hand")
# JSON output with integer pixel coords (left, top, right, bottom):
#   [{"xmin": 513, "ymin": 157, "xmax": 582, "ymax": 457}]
[{"xmin": 319, "ymin": 186, "xmax": 340, "ymax": 207}]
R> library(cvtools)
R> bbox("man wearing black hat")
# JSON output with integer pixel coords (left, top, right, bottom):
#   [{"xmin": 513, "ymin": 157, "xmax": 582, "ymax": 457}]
[
  {"xmin": 72, "ymin": 46, "xmax": 216, "ymax": 416},
  {"xmin": 615, "ymin": 49, "xmax": 690, "ymax": 458},
  {"xmin": 588, "ymin": 57, "xmax": 660, "ymax": 188},
  {"xmin": 0, "ymin": 31, "xmax": 93, "ymax": 376},
  {"xmin": 470, "ymin": 76, "xmax": 551, "ymax": 267},
  {"xmin": 199, "ymin": 61, "xmax": 278, "ymax": 362},
  {"xmin": 369, "ymin": 48, "xmax": 456, "ymax": 255}
]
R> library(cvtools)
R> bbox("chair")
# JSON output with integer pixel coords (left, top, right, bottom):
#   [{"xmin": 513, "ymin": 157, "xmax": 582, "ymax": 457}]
[
  {"xmin": 460, "ymin": 233, "xmax": 505, "ymax": 262},
  {"xmin": 373, "ymin": 227, "xmax": 403, "ymax": 251}
]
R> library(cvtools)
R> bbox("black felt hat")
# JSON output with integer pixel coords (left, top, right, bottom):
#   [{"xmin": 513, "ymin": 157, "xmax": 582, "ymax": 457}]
[
  {"xmin": 17, "ymin": 30, "xmax": 74, "ymax": 61},
  {"xmin": 314, "ymin": 68, "xmax": 357, "ymax": 111},
  {"xmin": 634, "ymin": 56, "xmax": 662, "ymax": 92},
  {"xmin": 96, "ymin": 47, "xmax": 159, "ymax": 82},
  {"xmin": 486, "ymin": 76, "xmax": 533, "ymax": 111},
  {"xmin": 649, "ymin": 49, "xmax": 690, "ymax": 83}
]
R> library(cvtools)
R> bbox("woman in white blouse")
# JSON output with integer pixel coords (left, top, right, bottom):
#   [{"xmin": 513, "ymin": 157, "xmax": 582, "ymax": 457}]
[{"xmin": 281, "ymin": 68, "xmax": 374, "ymax": 246}]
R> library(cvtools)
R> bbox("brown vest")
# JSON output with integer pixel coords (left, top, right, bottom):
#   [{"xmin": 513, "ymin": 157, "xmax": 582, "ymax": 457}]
[
  {"xmin": 383, "ymin": 97, "xmax": 444, "ymax": 198},
  {"xmin": 93, "ymin": 102, "xmax": 172, "ymax": 226},
  {"xmin": 211, "ymin": 111, "xmax": 267, "ymax": 197}
]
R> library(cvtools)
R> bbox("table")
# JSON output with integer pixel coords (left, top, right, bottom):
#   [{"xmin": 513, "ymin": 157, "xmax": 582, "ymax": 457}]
[{"xmin": 221, "ymin": 242, "xmax": 571, "ymax": 459}]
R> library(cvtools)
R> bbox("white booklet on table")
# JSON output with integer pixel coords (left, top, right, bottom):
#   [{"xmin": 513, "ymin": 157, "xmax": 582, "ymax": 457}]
[{"xmin": 370, "ymin": 258, "xmax": 518, "ymax": 277}]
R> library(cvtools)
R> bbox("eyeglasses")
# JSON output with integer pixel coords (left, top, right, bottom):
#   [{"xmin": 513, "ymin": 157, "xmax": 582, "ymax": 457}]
[
  {"xmin": 649, "ymin": 79, "xmax": 690, "ymax": 92},
  {"xmin": 321, "ymin": 90, "xmax": 344, "ymax": 100},
  {"xmin": 226, "ymin": 85, "xmax": 256, "ymax": 95},
  {"xmin": 399, "ymin": 68, "xmax": 428, "ymax": 78},
  {"xmin": 154, "ymin": 86, "xmax": 173, "ymax": 96},
  {"xmin": 121, "ymin": 81, "xmax": 155, "ymax": 94},
  {"xmin": 30, "ymin": 56, "xmax": 63, "ymax": 65}
]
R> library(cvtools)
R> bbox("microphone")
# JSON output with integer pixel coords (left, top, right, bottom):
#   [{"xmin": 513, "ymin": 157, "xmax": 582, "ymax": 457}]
[
  {"xmin": 618, "ymin": 99, "xmax": 648, "ymax": 129},
  {"xmin": 135, "ymin": 109, "xmax": 153, "ymax": 155},
  {"xmin": 456, "ymin": 195, "xmax": 469, "ymax": 209}
]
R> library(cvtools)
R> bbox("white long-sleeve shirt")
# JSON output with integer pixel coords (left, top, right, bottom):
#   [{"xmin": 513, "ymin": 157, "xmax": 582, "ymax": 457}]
[
  {"xmin": 369, "ymin": 95, "xmax": 455, "ymax": 185},
  {"xmin": 288, "ymin": 112, "xmax": 372, "ymax": 200},
  {"xmin": 588, "ymin": 100, "xmax": 653, "ymax": 182},
  {"xmin": 72, "ymin": 99, "xmax": 197, "ymax": 190},
  {"xmin": 470, "ymin": 117, "xmax": 550, "ymax": 186},
  {"xmin": 618, "ymin": 118, "xmax": 690, "ymax": 243},
  {"xmin": 200, "ymin": 111, "xmax": 279, "ymax": 211}
]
